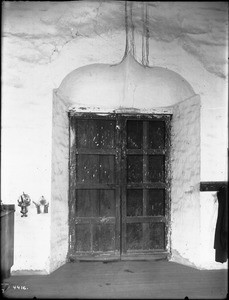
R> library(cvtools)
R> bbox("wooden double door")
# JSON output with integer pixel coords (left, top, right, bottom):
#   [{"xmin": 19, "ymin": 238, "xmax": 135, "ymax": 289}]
[{"xmin": 68, "ymin": 114, "xmax": 171, "ymax": 261}]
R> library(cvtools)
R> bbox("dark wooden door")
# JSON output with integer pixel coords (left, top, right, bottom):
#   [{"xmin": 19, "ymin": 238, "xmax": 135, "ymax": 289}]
[
  {"xmin": 69, "ymin": 114, "xmax": 170, "ymax": 261},
  {"xmin": 121, "ymin": 117, "xmax": 170, "ymax": 259},
  {"xmin": 69, "ymin": 116, "xmax": 121, "ymax": 260}
]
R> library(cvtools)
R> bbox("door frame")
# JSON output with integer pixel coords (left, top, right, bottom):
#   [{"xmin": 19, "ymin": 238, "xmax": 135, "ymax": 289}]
[{"xmin": 68, "ymin": 112, "xmax": 171, "ymax": 261}]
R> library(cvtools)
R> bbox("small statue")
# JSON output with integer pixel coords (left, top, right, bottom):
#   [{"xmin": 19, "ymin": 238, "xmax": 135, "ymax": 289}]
[
  {"xmin": 0, "ymin": 200, "xmax": 5, "ymax": 211},
  {"xmin": 18, "ymin": 192, "xmax": 31, "ymax": 217},
  {"xmin": 33, "ymin": 196, "xmax": 49, "ymax": 214}
]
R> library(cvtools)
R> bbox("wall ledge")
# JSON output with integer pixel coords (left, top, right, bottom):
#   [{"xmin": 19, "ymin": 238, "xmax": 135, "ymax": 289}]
[
  {"xmin": 11, "ymin": 270, "xmax": 49, "ymax": 276},
  {"xmin": 200, "ymin": 181, "xmax": 228, "ymax": 191}
]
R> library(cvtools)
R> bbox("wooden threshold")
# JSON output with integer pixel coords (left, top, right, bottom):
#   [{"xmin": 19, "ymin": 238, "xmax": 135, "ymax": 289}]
[
  {"xmin": 68, "ymin": 254, "xmax": 121, "ymax": 262},
  {"xmin": 121, "ymin": 251, "xmax": 169, "ymax": 261},
  {"xmin": 68, "ymin": 252, "xmax": 169, "ymax": 262}
]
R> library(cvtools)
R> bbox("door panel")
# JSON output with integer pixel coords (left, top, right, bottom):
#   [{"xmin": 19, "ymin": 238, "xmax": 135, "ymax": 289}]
[
  {"xmin": 99, "ymin": 119, "xmax": 116, "ymax": 149},
  {"xmin": 93, "ymin": 224, "xmax": 115, "ymax": 252},
  {"xmin": 122, "ymin": 118, "xmax": 169, "ymax": 256},
  {"xmin": 76, "ymin": 190, "xmax": 99, "ymax": 217},
  {"xmin": 126, "ymin": 222, "xmax": 165, "ymax": 251},
  {"xmin": 69, "ymin": 117, "xmax": 120, "ymax": 260},
  {"xmin": 77, "ymin": 119, "xmax": 100, "ymax": 149},
  {"xmin": 99, "ymin": 155, "xmax": 115, "ymax": 184},
  {"xmin": 149, "ymin": 223, "xmax": 165, "ymax": 249},
  {"xmin": 69, "ymin": 114, "xmax": 170, "ymax": 261},
  {"xmin": 147, "ymin": 189, "xmax": 165, "ymax": 216},
  {"xmin": 127, "ymin": 155, "xmax": 143, "ymax": 183},
  {"xmin": 126, "ymin": 189, "xmax": 143, "ymax": 216},
  {"xmin": 75, "ymin": 224, "xmax": 91, "ymax": 252},
  {"xmin": 100, "ymin": 190, "xmax": 116, "ymax": 217},
  {"xmin": 126, "ymin": 223, "xmax": 143, "ymax": 250},
  {"xmin": 148, "ymin": 121, "xmax": 165, "ymax": 149},
  {"xmin": 77, "ymin": 155, "xmax": 99, "ymax": 184},
  {"xmin": 148, "ymin": 155, "xmax": 165, "ymax": 182},
  {"xmin": 127, "ymin": 120, "xmax": 143, "ymax": 149}
]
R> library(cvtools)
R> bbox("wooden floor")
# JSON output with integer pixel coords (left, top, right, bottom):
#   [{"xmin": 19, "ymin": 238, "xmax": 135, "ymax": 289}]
[{"xmin": 2, "ymin": 260, "xmax": 228, "ymax": 299}]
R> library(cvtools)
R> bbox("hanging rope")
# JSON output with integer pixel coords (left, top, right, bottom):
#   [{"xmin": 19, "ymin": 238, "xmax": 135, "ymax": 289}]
[
  {"xmin": 130, "ymin": 2, "xmax": 135, "ymax": 57},
  {"xmin": 124, "ymin": 1, "xmax": 135, "ymax": 58},
  {"xmin": 141, "ymin": 2, "xmax": 149, "ymax": 66}
]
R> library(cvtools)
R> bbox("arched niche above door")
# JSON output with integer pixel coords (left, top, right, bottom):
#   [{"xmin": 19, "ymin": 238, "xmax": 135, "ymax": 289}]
[{"xmin": 57, "ymin": 52, "xmax": 196, "ymax": 109}]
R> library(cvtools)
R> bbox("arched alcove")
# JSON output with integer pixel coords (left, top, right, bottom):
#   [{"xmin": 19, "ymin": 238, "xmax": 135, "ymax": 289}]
[
  {"xmin": 49, "ymin": 51, "xmax": 201, "ymax": 272},
  {"xmin": 58, "ymin": 53, "xmax": 195, "ymax": 109}
]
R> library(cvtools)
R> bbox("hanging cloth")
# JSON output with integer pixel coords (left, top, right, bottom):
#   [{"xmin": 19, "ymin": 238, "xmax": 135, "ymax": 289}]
[{"xmin": 214, "ymin": 186, "xmax": 228, "ymax": 263}]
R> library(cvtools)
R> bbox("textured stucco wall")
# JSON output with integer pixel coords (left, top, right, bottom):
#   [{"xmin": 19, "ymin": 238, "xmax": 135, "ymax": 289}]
[
  {"xmin": 50, "ymin": 91, "xmax": 69, "ymax": 273},
  {"xmin": 2, "ymin": 1, "xmax": 228, "ymax": 272},
  {"xmin": 170, "ymin": 96, "xmax": 201, "ymax": 267}
]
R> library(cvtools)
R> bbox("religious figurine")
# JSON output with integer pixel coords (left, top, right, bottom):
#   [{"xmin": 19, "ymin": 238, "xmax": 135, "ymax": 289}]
[{"xmin": 17, "ymin": 192, "xmax": 31, "ymax": 217}]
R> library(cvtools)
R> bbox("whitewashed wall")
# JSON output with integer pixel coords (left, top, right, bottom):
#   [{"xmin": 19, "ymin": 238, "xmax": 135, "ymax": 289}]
[
  {"xmin": 170, "ymin": 96, "xmax": 201, "ymax": 268},
  {"xmin": 2, "ymin": 1, "xmax": 228, "ymax": 273}
]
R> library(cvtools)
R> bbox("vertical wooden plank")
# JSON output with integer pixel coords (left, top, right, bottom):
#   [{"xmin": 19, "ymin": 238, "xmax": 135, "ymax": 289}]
[
  {"xmin": 149, "ymin": 223, "xmax": 165, "ymax": 250},
  {"xmin": 147, "ymin": 189, "xmax": 165, "ymax": 216},
  {"xmin": 76, "ymin": 190, "xmax": 99, "ymax": 217},
  {"xmin": 143, "ymin": 222, "xmax": 150, "ymax": 250},
  {"xmin": 68, "ymin": 116, "xmax": 77, "ymax": 257},
  {"xmin": 97, "ymin": 190, "xmax": 101, "ymax": 217},
  {"xmin": 148, "ymin": 121, "xmax": 165, "ymax": 149},
  {"xmin": 126, "ymin": 223, "xmax": 143, "ymax": 250},
  {"xmin": 99, "ymin": 119, "xmax": 115, "ymax": 149},
  {"xmin": 100, "ymin": 190, "xmax": 115, "ymax": 217},
  {"xmin": 148, "ymin": 155, "xmax": 165, "ymax": 182},
  {"xmin": 92, "ymin": 224, "xmax": 116, "ymax": 252},
  {"xmin": 127, "ymin": 120, "xmax": 143, "ymax": 149},
  {"xmin": 115, "ymin": 115, "xmax": 121, "ymax": 254},
  {"xmin": 127, "ymin": 155, "xmax": 143, "ymax": 183},
  {"xmin": 77, "ymin": 154, "xmax": 99, "ymax": 184},
  {"xmin": 101, "ymin": 224, "xmax": 115, "ymax": 251},
  {"xmin": 77, "ymin": 119, "xmax": 99, "ymax": 149},
  {"xmin": 92, "ymin": 224, "xmax": 100, "ymax": 252},
  {"xmin": 143, "ymin": 121, "xmax": 148, "ymax": 212},
  {"xmin": 164, "ymin": 116, "xmax": 172, "ymax": 252},
  {"xmin": 143, "ymin": 121, "xmax": 149, "ymax": 250},
  {"xmin": 75, "ymin": 224, "xmax": 91, "ymax": 251},
  {"xmin": 121, "ymin": 117, "xmax": 127, "ymax": 254},
  {"xmin": 126, "ymin": 190, "xmax": 143, "ymax": 216},
  {"xmin": 99, "ymin": 155, "xmax": 115, "ymax": 184}
]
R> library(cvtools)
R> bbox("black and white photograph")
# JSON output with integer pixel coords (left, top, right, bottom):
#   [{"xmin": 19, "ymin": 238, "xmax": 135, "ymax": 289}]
[{"xmin": 1, "ymin": 0, "xmax": 228, "ymax": 298}]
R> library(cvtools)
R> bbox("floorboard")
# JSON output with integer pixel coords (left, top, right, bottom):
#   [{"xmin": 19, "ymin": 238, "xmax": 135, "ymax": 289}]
[{"xmin": 2, "ymin": 260, "xmax": 228, "ymax": 299}]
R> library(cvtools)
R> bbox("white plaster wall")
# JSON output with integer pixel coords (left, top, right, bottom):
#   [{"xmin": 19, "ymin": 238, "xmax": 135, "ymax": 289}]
[
  {"xmin": 2, "ymin": 1, "xmax": 228, "ymax": 272},
  {"xmin": 2, "ymin": 86, "xmax": 52, "ymax": 274},
  {"xmin": 170, "ymin": 96, "xmax": 201, "ymax": 268},
  {"xmin": 58, "ymin": 53, "xmax": 195, "ymax": 109},
  {"xmin": 50, "ymin": 92, "xmax": 69, "ymax": 273},
  {"xmin": 170, "ymin": 95, "xmax": 227, "ymax": 270},
  {"xmin": 198, "ymin": 192, "xmax": 227, "ymax": 269}
]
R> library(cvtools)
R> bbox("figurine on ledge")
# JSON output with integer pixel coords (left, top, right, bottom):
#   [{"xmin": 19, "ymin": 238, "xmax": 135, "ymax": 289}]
[
  {"xmin": 17, "ymin": 192, "xmax": 31, "ymax": 217},
  {"xmin": 0, "ymin": 200, "xmax": 5, "ymax": 211},
  {"xmin": 33, "ymin": 196, "xmax": 49, "ymax": 214}
]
